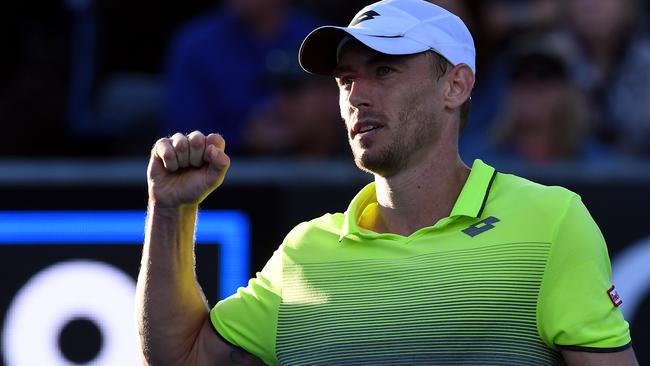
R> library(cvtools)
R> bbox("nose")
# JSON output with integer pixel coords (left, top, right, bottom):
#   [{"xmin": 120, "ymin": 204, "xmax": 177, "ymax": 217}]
[{"xmin": 347, "ymin": 79, "xmax": 372, "ymax": 109}]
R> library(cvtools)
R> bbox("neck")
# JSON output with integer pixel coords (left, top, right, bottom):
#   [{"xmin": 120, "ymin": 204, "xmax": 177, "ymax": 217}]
[{"xmin": 373, "ymin": 136, "xmax": 470, "ymax": 237}]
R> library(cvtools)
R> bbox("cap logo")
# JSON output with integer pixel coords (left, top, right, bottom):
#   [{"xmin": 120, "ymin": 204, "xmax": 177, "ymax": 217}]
[{"xmin": 350, "ymin": 10, "xmax": 380, "ymax": 26}]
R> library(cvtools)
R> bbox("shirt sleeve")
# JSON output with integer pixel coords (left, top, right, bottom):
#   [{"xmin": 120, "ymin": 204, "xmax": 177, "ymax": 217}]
[
  {"xmin": 210, "ymin": 245, "xmax": 283, "ymax": 365},
  {"xmin": 537, "ymin": 194, "xmax": 631, "ymax": 351}
]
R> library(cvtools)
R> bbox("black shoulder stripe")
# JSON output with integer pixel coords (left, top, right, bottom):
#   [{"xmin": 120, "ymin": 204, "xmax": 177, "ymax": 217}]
[
  {"xmin": 556, "ymin": 341, "xmax": 633, "ymax": 353},
  {"xmin": 477, "ymin": 170, "xmax": 497, "ymax": 218}
]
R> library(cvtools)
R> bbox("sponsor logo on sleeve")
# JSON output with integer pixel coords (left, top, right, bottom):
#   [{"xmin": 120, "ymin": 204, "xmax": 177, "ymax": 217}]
[{"xmin": 607, "ymin": 285, "xmax": 623, "ymax": 307}]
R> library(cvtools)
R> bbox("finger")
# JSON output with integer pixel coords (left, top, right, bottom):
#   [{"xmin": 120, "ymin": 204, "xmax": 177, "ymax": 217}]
[
  {"xmin": 204, "ymin": 133, "xmax": 226, "ymax": 162},
  {"xmin": 171, "ymin": 132, "xmax": 190, "ymax": 169},
  {"xmin": 205, "ymin": 144, "xmax": 230, "ymax": 186},
  {"xmin": 154, "ymin": 138, "xmax": 179, "ymax": 172},
  {"xmin": 187, "ymin": 130, "xmax": 206, "ymax": 168}
]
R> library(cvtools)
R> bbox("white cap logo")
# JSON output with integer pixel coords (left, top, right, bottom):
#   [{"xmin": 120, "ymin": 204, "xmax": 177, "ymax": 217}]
[{"xmin": 350, "ymin": 10, "xmax": 380, "ymax": 26}]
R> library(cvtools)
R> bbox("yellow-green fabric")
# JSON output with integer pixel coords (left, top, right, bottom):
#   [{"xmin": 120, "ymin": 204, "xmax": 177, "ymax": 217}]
[
  {"xmin": 537, "ymin": 194, "xmax": 630, "ymax": 349},
  {"xmin": 210, "ymin": 159, "xmax": 630, "ymax": 365}
]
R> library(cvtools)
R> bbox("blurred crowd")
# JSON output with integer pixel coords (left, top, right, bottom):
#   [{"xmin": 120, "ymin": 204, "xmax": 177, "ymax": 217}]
[{"xmin": 2, "ymin": 0, "xmax": 650, "ymax": 164}]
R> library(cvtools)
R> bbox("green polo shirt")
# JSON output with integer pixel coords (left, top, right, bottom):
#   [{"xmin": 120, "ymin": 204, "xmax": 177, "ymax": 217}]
[{"xmin": 210, "ymin": 159, "xmax": 631, "ymax": 365}]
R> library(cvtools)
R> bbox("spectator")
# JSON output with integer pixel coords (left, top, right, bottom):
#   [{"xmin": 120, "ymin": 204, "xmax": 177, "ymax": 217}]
[
  {"xmin": 489, "ymin": 32, "xmax": 610, "ymax": 163},
  {"xmin": 243, "ymin": 61, "xmax": 345, "ymax": 158},
  {"xmin": 567, "ymin": 0, "xmax": 650, "ymax": 156},
  {"xmin": 164, "ymin": 0, "xmax": 320, "ymax": 153},
  {"xmin": 459, "ymin": 0, "xmax": 564, "ymax": 162}
]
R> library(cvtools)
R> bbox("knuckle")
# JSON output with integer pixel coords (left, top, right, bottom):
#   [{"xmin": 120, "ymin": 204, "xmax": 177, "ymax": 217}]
[
  {"xmin": 174, "ymin": 143, "xmax": 188, "ymax": 154},
  {"xmin": 152, "ymin": 138, "xmax": 169, "ymax": 157},
  {"xmin": 188, "ymin": 130, "xmax": 204, "ymax": 138},
  {"xmin": 172, "ymin": 136, "xmax": 189, "ymax": 151},
  {"xmin": 189, "ymin": 135, "xmax": 205, "ymax": 149},
  {"xmin": 153, "ymin": 137, "xmax": 168, "ymax": 149},
  {"xmin": 161, "ymin": 148, "xmax": 176, "ymax": 161},
  {"xmin": 207, "ymin": 133, "xmax": 225, "ymax": 145}
]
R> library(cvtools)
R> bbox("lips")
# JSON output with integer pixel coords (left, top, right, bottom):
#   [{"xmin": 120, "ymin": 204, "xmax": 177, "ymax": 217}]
[{"xmin": 351, "ymin": 120, "xmax": 384, "ymax": 138}]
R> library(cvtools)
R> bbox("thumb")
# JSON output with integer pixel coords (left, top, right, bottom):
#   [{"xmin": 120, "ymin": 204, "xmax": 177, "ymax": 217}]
[{"xmin": 205, "ymin": 144, "xmax": 230, "ymax": 187}]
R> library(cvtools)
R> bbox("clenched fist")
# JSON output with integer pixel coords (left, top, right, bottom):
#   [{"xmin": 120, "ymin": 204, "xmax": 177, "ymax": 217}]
[{"xmin": 147, "ymin": 131, "xmax": 230, "ymax": 208}]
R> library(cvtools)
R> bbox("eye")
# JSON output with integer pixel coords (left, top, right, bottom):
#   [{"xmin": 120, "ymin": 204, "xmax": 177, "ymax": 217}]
[
  {"xmin": 377, "ymin": 66, "xmax": 394, "ymax": 77},
  {"xmin": 337, "ymin": 76, "xmax": 354, "ymax": 89}
]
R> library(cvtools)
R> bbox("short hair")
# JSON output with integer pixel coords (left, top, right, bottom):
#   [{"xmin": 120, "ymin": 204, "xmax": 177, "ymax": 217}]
[{"xmin": 428, "ymin": 51, "xmax": 471, "ymax": 134}]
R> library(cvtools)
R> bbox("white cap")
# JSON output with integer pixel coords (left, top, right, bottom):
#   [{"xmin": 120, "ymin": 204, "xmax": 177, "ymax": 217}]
[{"xmin": 299, "ymin": 0, "xmax": 476, "ymax": 75}]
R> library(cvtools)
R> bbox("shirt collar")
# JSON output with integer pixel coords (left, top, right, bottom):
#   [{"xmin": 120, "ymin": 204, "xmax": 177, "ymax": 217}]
[
  {"xmin": 449, "ymin": 159, "xmax": 497, "ymax": 219},
  {"xmin": 339, "ymin": 159, "xmax": 497, "ymax": 241}
]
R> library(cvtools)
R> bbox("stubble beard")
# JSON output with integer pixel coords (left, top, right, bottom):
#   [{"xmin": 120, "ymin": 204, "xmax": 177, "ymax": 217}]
[{"xmin": 349, "ymin": 98, "xmax": 440, "ymax": 178}]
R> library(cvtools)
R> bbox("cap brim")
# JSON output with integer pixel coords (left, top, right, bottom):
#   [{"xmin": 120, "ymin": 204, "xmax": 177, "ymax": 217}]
[
  {"xmin": 299, "ymin": 26, "xmax": 349, "ymax": 75},
  {"xmin": 299, "ymin": 26, "xmax": 430, "ymax": 75}
]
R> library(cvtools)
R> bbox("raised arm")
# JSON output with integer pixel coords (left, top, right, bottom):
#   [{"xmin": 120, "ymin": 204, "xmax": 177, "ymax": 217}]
[{"xmin": 135, "ymin": 131, "xmax": 263, "ymax": 365}]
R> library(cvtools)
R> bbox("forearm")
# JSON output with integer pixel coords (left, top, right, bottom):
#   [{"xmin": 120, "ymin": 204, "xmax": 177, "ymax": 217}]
[{"xmin": 136, "ymin": 203, "xmax": 209, "ymax": 365}]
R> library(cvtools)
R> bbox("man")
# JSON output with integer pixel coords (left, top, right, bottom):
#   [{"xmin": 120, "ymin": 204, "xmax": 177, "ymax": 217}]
[{"xmin": 136, "ymin": 0, "xmax": 638, "ymax": 365}]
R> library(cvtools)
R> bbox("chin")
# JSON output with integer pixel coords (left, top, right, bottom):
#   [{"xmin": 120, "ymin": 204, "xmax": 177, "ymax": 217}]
[{"xmin": 353, "ymin": 148, "xmax": 401, "ymax": 178}]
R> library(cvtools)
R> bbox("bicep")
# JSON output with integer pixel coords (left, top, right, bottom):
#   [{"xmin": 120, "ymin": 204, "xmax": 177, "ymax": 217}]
[
  {"xmin": 195, "ymin": 317, "xmax": 265, "ymax": 366},
  {"xmin": 561, "ymin": 347, "xmax": 639, "ymax": 366}
]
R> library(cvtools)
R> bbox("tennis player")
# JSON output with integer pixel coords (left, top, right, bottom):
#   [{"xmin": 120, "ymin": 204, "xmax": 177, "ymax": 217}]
[{"xmin": 136, "ymin": 0, "xmax": 638, "ymax": 364}]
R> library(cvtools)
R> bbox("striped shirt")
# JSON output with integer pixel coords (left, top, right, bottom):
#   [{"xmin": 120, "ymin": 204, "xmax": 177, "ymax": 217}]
[{"xmin": 211, "ymin": 159, "xmax": 631, "ymax": 365}]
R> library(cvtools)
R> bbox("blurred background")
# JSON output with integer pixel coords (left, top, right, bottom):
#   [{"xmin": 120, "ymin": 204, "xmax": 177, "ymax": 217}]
[{"xmin": 1, "ymin": 0, "xmax": 649, "ymax": 364}]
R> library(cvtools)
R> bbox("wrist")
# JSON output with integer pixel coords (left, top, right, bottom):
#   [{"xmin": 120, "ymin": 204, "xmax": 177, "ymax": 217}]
[
  {"xmin": 145, "ymin": 202, "xmax": 199, "ymax": 251},
  {"xmin": 147, "ymin": 201, "xmax": 199, "ymax": 218}
]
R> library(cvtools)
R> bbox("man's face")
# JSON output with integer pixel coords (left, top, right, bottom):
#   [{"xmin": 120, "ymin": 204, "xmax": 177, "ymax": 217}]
[{"xmin": 334, "ymin": 42, "xmax": 445, "ymax": 177}]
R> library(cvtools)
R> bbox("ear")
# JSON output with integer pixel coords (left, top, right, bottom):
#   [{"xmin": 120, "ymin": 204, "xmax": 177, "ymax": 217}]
[{"xmin": 444, "ymin": 64, "xmax": 475, "ymax": 110}]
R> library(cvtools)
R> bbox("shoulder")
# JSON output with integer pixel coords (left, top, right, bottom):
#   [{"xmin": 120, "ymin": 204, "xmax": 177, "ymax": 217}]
[
  {"xmin": 492, "ymin": 172, "xmax": 608, "ymax": 250},
  {"xmin": 493, "ymin": 171, "xmax": 579, "ymax": 214},
  {"xmin": 283, "ymin": 212, "xmax": 345, "ymax": 251},
  {"xmin": 485, "ymin": 171, "xmax": 590, "ymax": 244}
]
